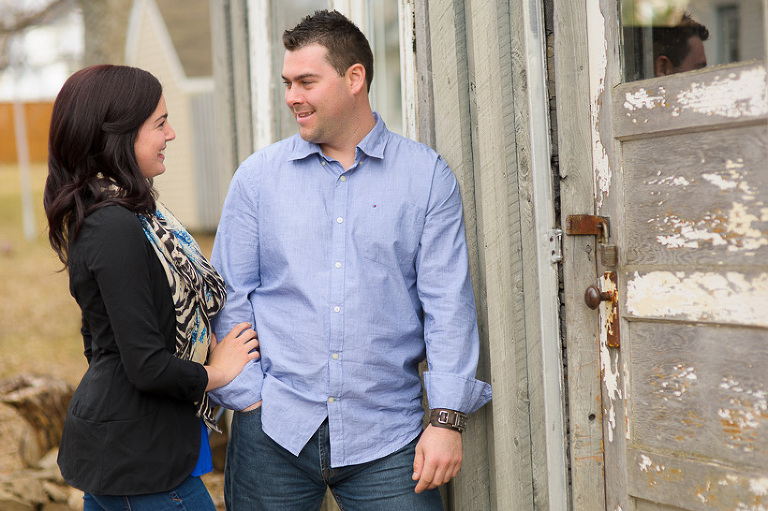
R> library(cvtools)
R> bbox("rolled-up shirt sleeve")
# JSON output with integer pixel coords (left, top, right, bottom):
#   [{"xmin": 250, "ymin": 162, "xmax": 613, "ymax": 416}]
[
  {"xmin": 417, "ymin": 158, "xmax": 492, "ymax": 415},
  {"xmin": 208, "ymin": 162, "xmax": 264, "ymax": 410}
]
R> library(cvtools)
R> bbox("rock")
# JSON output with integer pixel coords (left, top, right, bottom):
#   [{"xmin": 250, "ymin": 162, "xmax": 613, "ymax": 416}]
[
  {"xmin": 42, "ymin": 480, "xmax": 71, "ymax": 503},
  {"xmin": 0, "ymin": 488, "xmax": 35, "ymax": 511},
  {"xmin": 6, "ymin": 475, "xmax": 46, "ymax": 505}
]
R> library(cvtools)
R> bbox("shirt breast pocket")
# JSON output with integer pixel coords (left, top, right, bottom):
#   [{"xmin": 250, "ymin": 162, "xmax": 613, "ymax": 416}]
[{"xmin": 355, "ymin": 202, "xmax": 424, "ymax": 272}]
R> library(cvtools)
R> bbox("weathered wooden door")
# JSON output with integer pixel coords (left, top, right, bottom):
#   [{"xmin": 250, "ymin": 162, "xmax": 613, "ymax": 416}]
[{"xmin": 559, "ymin": 0, "xmax": 768, "ymax": 509}]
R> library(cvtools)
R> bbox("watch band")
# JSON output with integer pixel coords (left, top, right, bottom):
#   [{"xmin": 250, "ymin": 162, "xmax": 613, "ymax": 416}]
[{"xmin": 429, "ymin": 408, "xmax": 467, "ymax": 433}]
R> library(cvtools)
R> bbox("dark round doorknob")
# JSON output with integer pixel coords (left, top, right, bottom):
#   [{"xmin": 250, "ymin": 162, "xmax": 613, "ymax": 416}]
[{"xmin": 584, "ymin": 285, "xmax": 611, "ymax": 310}]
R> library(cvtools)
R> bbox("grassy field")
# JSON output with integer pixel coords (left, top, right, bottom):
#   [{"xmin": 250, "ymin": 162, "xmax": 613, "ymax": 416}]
[{"xmin": 0, "ymin": 163, "xmax": 85, "ymax": 386}]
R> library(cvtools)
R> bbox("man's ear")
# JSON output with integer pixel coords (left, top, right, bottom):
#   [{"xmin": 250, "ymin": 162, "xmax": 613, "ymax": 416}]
[
  {"xmin": 347, "ymin": 63, "xmax": 367, "ymax": 94},
  {"xmin": 654, "ymin": 55, "xmax": 674, "ymax": 77}
]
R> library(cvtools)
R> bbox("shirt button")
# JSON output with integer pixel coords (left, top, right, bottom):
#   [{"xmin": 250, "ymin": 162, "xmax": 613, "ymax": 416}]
[
  {"xmin": 334, "ymin": 306, "xmax": 341, "ymax": 313},
  {"xmin": 321, "ymin": 161, "xmax": 326, "ymax": 166},
  {"xmin": 335, "ymin": 262, "xmax": 342, "ymax": 268},
  {"xmin": 336, "ymin": 217, "xmax": 343, "ymax": 223},
  {"xmin": 332, "ymin": 353, "xmax": 339, "ymax": 360},
  {"xmin": 328, "ymin": 397, "xmax": 336, "ymax": 403},
  {"xmin": 340, "ymin": 176, "xmax": 346, "ymax": 182}
]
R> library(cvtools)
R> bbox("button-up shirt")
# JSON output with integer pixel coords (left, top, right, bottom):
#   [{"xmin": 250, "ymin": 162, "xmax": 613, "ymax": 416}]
[{"xmin": 209, "ymin": 114, "xmax": 491, "ymax": 467}]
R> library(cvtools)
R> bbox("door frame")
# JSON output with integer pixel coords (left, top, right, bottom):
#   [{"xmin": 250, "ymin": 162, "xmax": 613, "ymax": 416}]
[{"xmin": 554, "ymin": 0, "xmax": 610, "ymax": 507}]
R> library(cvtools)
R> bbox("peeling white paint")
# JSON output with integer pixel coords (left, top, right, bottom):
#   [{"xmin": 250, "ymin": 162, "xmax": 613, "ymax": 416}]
[
  {"xmin": 626, "ymin": 271, "xmax": 768, "ymax": 327},
  {"xmin": 750, "ymin": 478, "xmax": 768, "ymax": 496},
  {"xmin": 586, "ymin": 0, "xmax": 610, "ymax": 208},
  {"xmin": 599, "ymin": 273, "xmax": 621, "ymax": 442},
  {"xmin": 676, "ymin": 68, "xmax": 768, "ymax": 119},
  {"xmin": 655, "ymin": 214, "xmax": 728, "ymax": 249},
  {"xmin": 639, "ymin": 454, "xmax": 652, "ymax": 472},
  {"xmin": 648, "ymin": 175, "xmax": 690, "ymax": 187},
  {"xmin": 624, "ymin": 87, "xmax": 667, "ymax": 111},
  {"xmin": 651, "ymin": 157, "xmax": 767, "ymax": 252},
  {"xmin": 657, "ymin": 364, "xmax": 697, "ymax": 401},
  {"xmin": 718, "ymin": 377, "xmax": 767, "ymax": 450}
]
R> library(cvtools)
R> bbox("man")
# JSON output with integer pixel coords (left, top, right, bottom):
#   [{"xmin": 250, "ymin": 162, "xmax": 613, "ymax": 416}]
[
  {"xmin": 653, "ymin": 13, "xmax": 709, "ymax": 76},
  {"xmin": 210, "ymin": 9, "xmax": 491, "ymax": 510}
]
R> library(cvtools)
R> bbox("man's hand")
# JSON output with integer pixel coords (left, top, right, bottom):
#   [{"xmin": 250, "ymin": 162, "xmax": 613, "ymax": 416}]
[{"xmin": 412, "ymin": 424, "xmax": 463, "ymax": 493}]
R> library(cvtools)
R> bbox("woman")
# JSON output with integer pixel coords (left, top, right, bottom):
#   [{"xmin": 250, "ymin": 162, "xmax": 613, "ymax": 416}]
[{"xmin": 44, "ymin": 65, "xmax": 258, "ymax": 510}]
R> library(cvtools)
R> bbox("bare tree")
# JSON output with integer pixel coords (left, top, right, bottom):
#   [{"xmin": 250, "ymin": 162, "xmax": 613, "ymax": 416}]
[
  {"xmin": 79, "ymin": 0, "xmax": 133, "ymax": 65},
  {"xmin": 0, "ymin": 0, "xmax": 76, "ymax": 72},
  {"xmin": 0, "ymin": 0, "xmax": 133, "ymax": 71}
]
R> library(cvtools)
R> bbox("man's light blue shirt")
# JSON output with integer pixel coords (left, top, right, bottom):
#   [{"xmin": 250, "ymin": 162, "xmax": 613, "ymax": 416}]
[{"xmin": 210, "ymin": 114, "xmax": 491, "ymax": 467}]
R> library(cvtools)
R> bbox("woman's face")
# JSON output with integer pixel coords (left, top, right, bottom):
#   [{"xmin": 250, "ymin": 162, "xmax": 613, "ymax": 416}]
[{"xmin": 134, "ymin": 95, "xmax": 175, "ymax": 179}]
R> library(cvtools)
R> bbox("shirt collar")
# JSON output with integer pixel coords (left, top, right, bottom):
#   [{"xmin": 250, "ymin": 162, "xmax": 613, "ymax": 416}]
[{"xmin": 287, "ymin": 112, "xmax": 388, "ymax": 163}]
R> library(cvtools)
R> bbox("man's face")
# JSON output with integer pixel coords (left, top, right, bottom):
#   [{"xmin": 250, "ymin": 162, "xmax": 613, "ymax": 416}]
[
  {"xmin": 282, "ymin": 44, "xmax": 352, "ymax": 148},
  {"xmin": 677, "ymin": 36, "xmax": 707, "ymax": 73}
]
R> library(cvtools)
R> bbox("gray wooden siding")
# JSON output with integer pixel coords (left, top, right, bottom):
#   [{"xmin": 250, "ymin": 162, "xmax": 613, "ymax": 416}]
[{"xmin": 425, "ymin": 0, "xmax": 566, "ymax": 509}]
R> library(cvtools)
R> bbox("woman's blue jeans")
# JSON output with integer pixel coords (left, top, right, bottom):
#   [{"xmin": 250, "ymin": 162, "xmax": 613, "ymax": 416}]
[
  {"xmin": 83, "ymin": 475, "xmax": 216, "ymax": 511},
  {"xmin": 225, "ymin": 407, "xmax": 444, "ymax": 511}
]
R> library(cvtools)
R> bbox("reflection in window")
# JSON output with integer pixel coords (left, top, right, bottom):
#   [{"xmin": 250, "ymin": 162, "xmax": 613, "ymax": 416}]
[
  {"xmin": 620, "ymin": 0, "xmax": 765, "ymax": 82},
  {"xmin": 718, "ymin": 5, "xmax": 740, "ymax": 63}
]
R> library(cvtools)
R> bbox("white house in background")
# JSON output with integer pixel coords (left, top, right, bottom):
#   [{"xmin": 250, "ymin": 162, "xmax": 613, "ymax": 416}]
[{"xmin": 126, "ymin": 0, "xmax": 221, "ymax": 231}]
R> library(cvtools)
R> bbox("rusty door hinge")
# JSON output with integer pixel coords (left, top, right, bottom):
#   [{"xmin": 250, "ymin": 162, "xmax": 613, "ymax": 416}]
[{"xmin": 565, "ymin": 215, "xmax": 617, "ymax": 266}]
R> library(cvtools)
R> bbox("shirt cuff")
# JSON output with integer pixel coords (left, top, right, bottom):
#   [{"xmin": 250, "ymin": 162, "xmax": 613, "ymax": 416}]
[
  {"xmin": 423, "ymin": 371, "xmax": 492, "ymax": 415},
  {"xmin": 207, "ymin": 359, "xmax": 263, "ymax": 410}
]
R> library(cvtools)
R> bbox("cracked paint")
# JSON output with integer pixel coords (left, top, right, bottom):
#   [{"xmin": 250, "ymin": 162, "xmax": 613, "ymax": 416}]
[
  {"xmin": 649, "ymin": 158, "xmax": 768, "ymax": 251},
  {"xmin": 653, "ymin": 363, "xmax": 697, "ymax": 402},
  {"xmin": 622, "ymin": 67, "xmax": 768, "ymax": 119},
  {"xmin": 624, "ymin": 87, "xmax": 667, "ymax": 111},
  {"xmin": 676, "ymin": 68, "xmax": 768, "ymax": 118},
  {"xmin": 626, "ymin": 271, "xmax": 768, "ymax": 327},
  {"xmin": 587, "ymin": 0, "xmax": 610, "ymax": 208},
  {"xmin": 718, "ymin": 378, "xmax": 768, "ymax": 452},
  {"xmin": 599, "ymin": 273, "xmax": 621, "ymax": 442}
]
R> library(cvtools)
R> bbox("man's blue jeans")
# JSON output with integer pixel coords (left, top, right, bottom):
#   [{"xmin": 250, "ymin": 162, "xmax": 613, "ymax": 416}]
[
  {"xmin": 225, "ymin": 407, "xmax": 444, "ymax": 511},
  {"xmin": 83, "ymin": 475, "xmax": 216, "ymax": 511}
]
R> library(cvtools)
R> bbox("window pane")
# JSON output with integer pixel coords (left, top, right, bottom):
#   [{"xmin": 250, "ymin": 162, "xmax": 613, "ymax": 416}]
[
  {"xmin": 620, "ymin": 0, "xmax": 765, "ymax": 82},
  {"xmin": 366, "ymin": 0, "xmax": 403, "ymax": 135}
]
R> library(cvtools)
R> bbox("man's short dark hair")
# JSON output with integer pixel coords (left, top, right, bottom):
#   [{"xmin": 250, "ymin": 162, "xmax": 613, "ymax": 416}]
[
  {"xmin": 283, "ymin": 9, "xmax": 374, "ymax": 92},
  {"xmin": 653, "ymin": 13, "xmax": 710, "ymax": 67}
]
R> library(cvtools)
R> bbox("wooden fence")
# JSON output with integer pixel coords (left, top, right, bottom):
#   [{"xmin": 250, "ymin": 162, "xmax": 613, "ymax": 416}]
[{"xmin": 0, "ymin": 102, "xmax": 54, "ymax": 164}]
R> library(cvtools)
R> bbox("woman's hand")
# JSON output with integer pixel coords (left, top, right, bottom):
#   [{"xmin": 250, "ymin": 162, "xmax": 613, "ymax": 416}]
[{"xmin": 204, "ymin": 322, "xmax": 259, "ymax": 391}]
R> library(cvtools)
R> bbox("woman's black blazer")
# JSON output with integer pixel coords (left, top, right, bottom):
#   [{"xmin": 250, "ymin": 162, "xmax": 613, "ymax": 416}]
[{"xmin": 57, "ymin": 206, "xmax": 209, "ymax": 495}]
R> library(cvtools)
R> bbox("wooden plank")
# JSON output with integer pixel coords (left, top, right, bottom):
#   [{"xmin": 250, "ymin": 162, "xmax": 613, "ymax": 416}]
[
  {"xmin": 622, "ymin": 269, "xmax": 768, "ymax": 328},
  {"xmin": 229, "ymin": 0, "xmax": 254, "ymax": 164},
  {"xmin": 209, "ymin": 0, "xmax": 238, "ymax": 196},
  {"xmin": 621, "ymin": 124, "xmax": 768, "ymax": 267},
  {"xmin": 553, "ymin": 0, "xmax": 607, "ymax": 506},
  {"xmin": 504, "ymin": 0, "xmax": 569, "ymax": 506},
  {"xmin": 426, "ymin": 2, "xmax": 492, "ymax": 510},
  {"xmin": 626, "ymin": 449, "xmax": 768, "ymax": 510},
  {"xmin": 612, "ymin": 62, "xmax": 767, "ymax": 140},
  {"xmin": 462, "ymin": 0, "xmax": 539, "ymax": 508},
  {"xmin": 628, "ymin": 321, "xmax": 768, "ymax": 464}
]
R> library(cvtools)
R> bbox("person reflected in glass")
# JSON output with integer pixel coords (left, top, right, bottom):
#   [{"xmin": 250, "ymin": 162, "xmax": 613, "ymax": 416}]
[
  {"xmin": 44, "ymin": 64, "xmax": 260, "ymax": 510},
  {"xmin": 653, "ymin": 13, "xmax": 709, "ymax": 76}
]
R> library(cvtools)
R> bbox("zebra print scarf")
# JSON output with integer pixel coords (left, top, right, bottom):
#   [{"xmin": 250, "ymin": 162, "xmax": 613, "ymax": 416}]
[{"xmin": 138, "ymin": 202, "xmax": 226, "ymax": 432}]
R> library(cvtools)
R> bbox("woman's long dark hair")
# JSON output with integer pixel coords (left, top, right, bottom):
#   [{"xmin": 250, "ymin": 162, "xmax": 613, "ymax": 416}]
[{"xmin": 44, "ymin": 65, "xmax": 163, "ymax": 264}]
